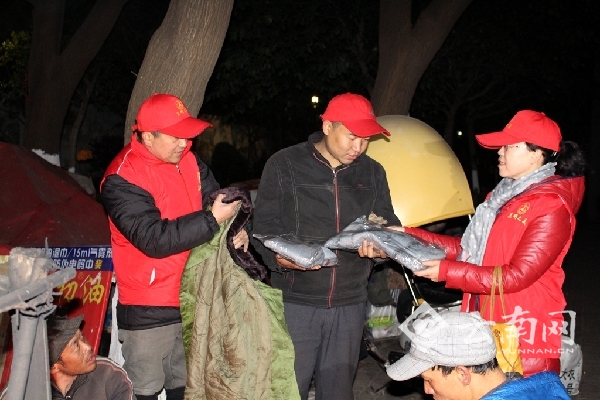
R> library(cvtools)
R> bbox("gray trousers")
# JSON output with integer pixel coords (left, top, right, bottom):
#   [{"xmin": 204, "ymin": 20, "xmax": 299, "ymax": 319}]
[
  {"xmin": 119, "ymin": 323, "xmax": 187, "ymax": 396},
  {"xmin": 284, "ymin": 302, "xmax": 366, "ymax": 400}
]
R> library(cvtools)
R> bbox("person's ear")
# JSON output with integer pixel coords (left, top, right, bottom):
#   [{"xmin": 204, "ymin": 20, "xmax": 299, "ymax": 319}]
[
  {"xmin": 322, "ymin": 120, "xmax": 332, "ymax": 135},
  {"xmin": 141, "ymin": 132, "xmax": 154, "ymax": 146},
  {"xmin": 530, "ymin": 149, "xmax": 543, "ymax": 165},
  {"xmin": 455, "ymin": 366, "xmax": 472, "ymax": 386}
]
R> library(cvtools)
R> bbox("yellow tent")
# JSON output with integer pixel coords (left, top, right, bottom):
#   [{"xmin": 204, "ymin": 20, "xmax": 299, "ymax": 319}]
[{"xmin": 367, "ymin": 115, "xmax": 474, "ymax": 227}]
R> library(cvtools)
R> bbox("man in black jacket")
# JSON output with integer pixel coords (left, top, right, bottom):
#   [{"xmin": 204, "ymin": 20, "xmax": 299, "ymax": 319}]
[{"xmin": 252, "ymin": 93, "xmax": 400, "ymax": 400}]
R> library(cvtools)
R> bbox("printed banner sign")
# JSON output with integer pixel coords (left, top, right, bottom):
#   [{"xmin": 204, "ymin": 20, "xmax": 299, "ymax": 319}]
[{"xmin": 38, "ymin": 246, "xmax": 114, "ymax": 354}]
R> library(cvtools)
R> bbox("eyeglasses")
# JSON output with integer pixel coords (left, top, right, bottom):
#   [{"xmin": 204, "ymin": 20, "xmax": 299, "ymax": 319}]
[{"xmin": 501, "ymin": 144, "xmax": 526, "ymax": 151}]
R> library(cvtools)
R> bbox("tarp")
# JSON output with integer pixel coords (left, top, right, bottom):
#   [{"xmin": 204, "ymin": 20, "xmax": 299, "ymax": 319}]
[
  {"xmin": 0, "ymin": 144, "xmax": 113, "ymax": 391},
  {"xmin": 0, "ymin": 142, "xmax": 110, "ymax": 251},
  {"xmin": 367, "ymin": 115, "xmax": 474, "ymax": 227}
]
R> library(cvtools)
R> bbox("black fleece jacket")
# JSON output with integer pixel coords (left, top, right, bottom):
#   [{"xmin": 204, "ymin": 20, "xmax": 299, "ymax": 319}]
[{"xmin": 251, "ymin": 132, "xmax": 400, "ymax": 308}]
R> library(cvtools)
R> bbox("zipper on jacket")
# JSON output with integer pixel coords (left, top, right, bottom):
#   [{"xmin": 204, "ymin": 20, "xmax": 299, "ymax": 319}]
[
  {"xmin": 328, "ymin": 165, "xmax": 349, "ymax": 307},
  {"xmin": 176, "ymin": 163, "xmax": 196, "ymax": 211},
  {"xmin": 311, "ymin": 152, "xmax": 351, "ymax": 308},
  {"xmin": 285, "ymin": 270, "xmax": 294, "ymax": 289}
]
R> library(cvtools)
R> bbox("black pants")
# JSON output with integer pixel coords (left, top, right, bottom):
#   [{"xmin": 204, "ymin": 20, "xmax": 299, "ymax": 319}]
[{"xmin": 284, "ymin": 302, "xmax": 366, "ymax": 400}]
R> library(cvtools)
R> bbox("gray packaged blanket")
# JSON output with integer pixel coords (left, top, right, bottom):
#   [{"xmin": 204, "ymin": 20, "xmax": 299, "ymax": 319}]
[
  {"xmin": 253, "ymin": 234, "xmax": 338, "ymax": 269},
  {"xmin": 324, "ymin": 216, "xmax": 445, "ymax": 272}
]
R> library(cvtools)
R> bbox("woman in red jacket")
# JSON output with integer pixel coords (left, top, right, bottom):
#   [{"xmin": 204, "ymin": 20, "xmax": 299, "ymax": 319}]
[{"xmin": 394, "ymin": 110, "xmax": 586, "ymax": 376}]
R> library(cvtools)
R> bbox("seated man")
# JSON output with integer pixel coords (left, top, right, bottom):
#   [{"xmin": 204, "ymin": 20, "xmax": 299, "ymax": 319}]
[
  {"xmin": 48, "ymin": 314, "xmax": 133, "ymax": 400},
  {"xmin": 386, "ymin": 310, "xmax": 569, "ymax": 400}
]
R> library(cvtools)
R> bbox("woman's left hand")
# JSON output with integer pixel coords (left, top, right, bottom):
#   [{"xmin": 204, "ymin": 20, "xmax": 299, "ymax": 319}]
[
  {"xmin": 233, "ymin": 229, "xmax": 249, "ymax": 252},
  {"xmin": 413, "ymin": 259, "xmax": 441, "ymax": 282}
]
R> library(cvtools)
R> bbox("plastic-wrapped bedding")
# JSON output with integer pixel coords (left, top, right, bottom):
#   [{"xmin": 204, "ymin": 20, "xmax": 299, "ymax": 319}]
[
  {"xmin": 324, "ymin": 216, "xmax": 445, "ymax": 272},
  {"xmin": 253, "ymin": 234, "xmax": 338, "ymax": 269}
]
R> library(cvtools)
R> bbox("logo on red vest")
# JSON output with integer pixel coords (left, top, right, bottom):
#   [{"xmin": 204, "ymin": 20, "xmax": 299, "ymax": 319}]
[
  {"xmin": 507, "ymin": 202, "xmax": 530, "ymax": 226},
  {"xmin": 517, "ymin": 203, "xmax": 530, "ymax": 214}
]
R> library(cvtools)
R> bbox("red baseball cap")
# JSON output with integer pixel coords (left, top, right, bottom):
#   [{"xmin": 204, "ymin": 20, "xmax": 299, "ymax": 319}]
[
  {"xmin": 476, "ymin": 110, "xmax": 561, "ymax": 152},
  {"xmin": 133, "ymin": 93, "xmax": 212, "ymax": 139},
  {"xmin": 321, "ymin": 93, "xmax": 390, "ymax": 138}
]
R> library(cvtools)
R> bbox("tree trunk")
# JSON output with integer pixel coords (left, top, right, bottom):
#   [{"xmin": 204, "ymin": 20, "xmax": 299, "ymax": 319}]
[
  {"xmin": 125, "ymin": 0, "xmax": 234, "ymax": 144},
  {"xmin": 371, "ymin": 0, "xmax": 473, "ymax": 116},
  {"xmin": 23, "ymin": 0, "xmax": 128, "ymax": 158},
  {"xmin": 66, "ymin": 71, "xmax": 98, "ymax": 172}
]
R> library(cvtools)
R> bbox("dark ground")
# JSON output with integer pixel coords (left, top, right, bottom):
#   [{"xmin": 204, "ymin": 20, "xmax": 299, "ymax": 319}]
[{"xmin": 353, "ymin": 218, "xmax": 600, "ymax": 399}]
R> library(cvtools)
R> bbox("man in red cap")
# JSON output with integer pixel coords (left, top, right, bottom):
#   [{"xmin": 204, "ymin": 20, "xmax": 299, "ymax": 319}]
[
  {"xmin": 101, "ymin": 94, "xmax": 248, "ymax": 400},
  {"xmin": 252, "ymin": 93, "xmax": 400, "ymax": 400}
]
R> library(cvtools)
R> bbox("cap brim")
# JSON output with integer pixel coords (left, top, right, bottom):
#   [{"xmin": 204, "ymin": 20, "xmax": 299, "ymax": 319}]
[
  {"xmin": 386, "ymin": 353, "xmax": 434, "ymax": 381},
  {"xmin": 475, "ymin": 131, "xmax": 521, "ymax": 149},
  {"xmin": 342, "ymin": 119, "xmax": 391, "ymax": 138},
  {"xmin": 160, "ymin": 117, "xmax": 213, "ymax": 139}
]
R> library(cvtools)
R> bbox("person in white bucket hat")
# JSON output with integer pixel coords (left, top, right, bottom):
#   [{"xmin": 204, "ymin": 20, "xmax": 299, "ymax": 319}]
[{"xmin": 387, "ymin": 310, "xmax": 570, "ymax": 400}]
